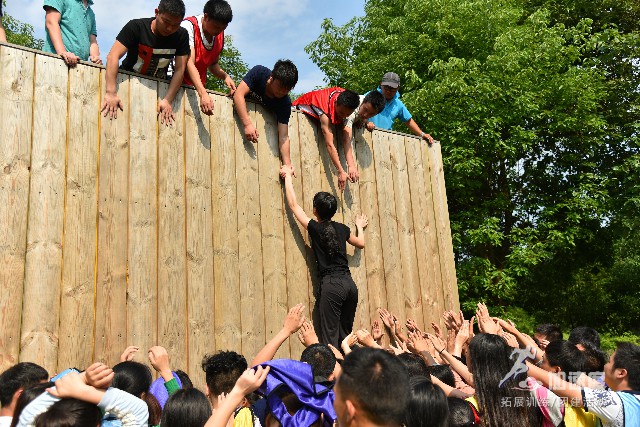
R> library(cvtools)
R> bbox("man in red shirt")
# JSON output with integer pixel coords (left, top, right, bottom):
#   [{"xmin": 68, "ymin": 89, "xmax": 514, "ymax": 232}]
[
  {"xmin": 181, "ymin": 0, "xmax": 235, "ymax": 115},
  {"xmin": 292, "ymin": 88, "xmax": 360, "ymax": 191}
]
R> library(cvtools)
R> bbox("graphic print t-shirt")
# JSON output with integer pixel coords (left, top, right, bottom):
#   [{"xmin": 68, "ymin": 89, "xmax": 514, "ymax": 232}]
[{"xmin": 117, "ymin": 17, "xmax": 190, "ymax": 79}]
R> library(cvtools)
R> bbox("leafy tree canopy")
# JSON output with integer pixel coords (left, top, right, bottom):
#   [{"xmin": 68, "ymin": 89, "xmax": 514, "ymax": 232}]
[{"xmin": 205, "ymin": 35, "xmax": 248, "ymax": 93}]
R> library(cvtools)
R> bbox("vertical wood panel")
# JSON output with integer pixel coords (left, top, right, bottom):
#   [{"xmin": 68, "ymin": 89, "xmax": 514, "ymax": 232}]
[
  {"xmin": 157, "ymin": 85, "xmax": 187, "ymax": 369},
  {"xmin": 297, "ymin": 115, "xmax": 322, "ymax": 320},
  {"xmin": 236, "ymin": 104, "xmax": 265, "ymax": 359},
  {"xmin": 211, "ymin": 95, "xmax": 241, "ymax": 353},
  {"xmin": 185, "ymin": 90, "xmax": 214, "ymax": 387},
  {"xmin": 127, "ymin": 77, "xmax": 158, "ymax": 362},
  {"xmin": 427, "ymin": 143, "xmax": 460, "ymax": 312},
  {"xmin": 20, "ymin": 56, "xmax": 67, "ymax": 373},
  {"xmin": 389, "ymin": 136, "xmax": 423, "ymax": 325},
  {"xmin": 354, "ymin": 132, "xmax": 387, "ymax": 318},
  {"xmin": 0, "ymin": 47, "xmax": 35, "ymax": 371},
  {"xmin": 283, "ymin": 113, "xmax": 311, "ymax": 358},
  {"xmin": 405, "ymin": 137, "xmax": 440, "ymax": 326},
  {"xmin": 372, "ymin": 132, "xmax": 404, "ymax": 319},
  {"xmin": 342, "ymin": 131, "xmax": 370, "ymax": 330},
  {"xmin": 58, "ymin": 64, "xmax": 100, "ymax": 370},
  {"xmin": 256, "ymin": 106, "xmax": 288, "ymax": 359},
  {"xmin": 94, "ymin": 73, "xmax": 130, "ymax": 364}
]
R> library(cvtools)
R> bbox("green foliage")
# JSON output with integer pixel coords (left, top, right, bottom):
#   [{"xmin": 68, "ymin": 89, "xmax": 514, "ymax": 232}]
[
  {"xmin": 307, "ymin": 0, "xmax": 640, "ymax": 335},
  {"xmin": 205, "ymin": 35, "xmax": 248, "ymax": 93},
  {"xmin": 2, "ymin": 5, "xmax": 44, "ymax": 50}
]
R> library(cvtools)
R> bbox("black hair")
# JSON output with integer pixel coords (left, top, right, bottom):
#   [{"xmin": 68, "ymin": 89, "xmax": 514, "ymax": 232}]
[
  {"xmin": 0, "ymin": 362, "xmax": 48, "ymax": 407},
  {"xmin": 468, "ymin": 334, "xmax": 539, "ymax": 427},
  {"xmin": 160, "ymin": 388, "xmax": 212, "ymax": 427},
  {"xmin": 568, "ymin": 326, "xmax": 601, "ymax": 349},
  {"xmin": 447, "ymin": 397, "xmax": 476, "ymax": 427},
  {"xmin": 201, "ymin": 351, "xmax": 248, "ymax": 397},
  {"xmin": 34, "ymin": 398, "xmax": 102, "ymax": 427},
  {"xmin": 312, "ymin": 192, "xmax": 341, "ymax": 259},
  {"xmin": 362, "ymin": 90, "xmax": 385, "ymax": 114},
  {"xmin": 534, "ymin": 324, "xmax": 563, "ymax": 343},
  {"xmin": 158, "ymin": 0, "xmax": 186, "ymax": 17},
  {"xmin": 580, "ymin": 343, "xmax": 607, "ymax": 373},
  {"xmin": 271, "ymin": 60, "xmax": 298, "ymax": 90},
  {"xmin": 544, "ymin": 340, "xmax": 586, "ymax": 380},
  {"xmin": 337, "ymin": 347, "xmax": 409, "ymax": 426},
  {"xmin": 426, "ymin": 364, "xmax": 456, "ymax": 388},
  {"xmin": 613, "ymin": 342, "xmax": 640, "ymax": 390},
  {"xmin": 112, "ymin": 361, "xmax": 161, "ymax": 425},
  {"xmin": 203, "ymin": 0, "xmax": 232, "ymax": 24},
  {"xmin": 10, "ymin": 382, "xmax": 54, "ymax": 427},
  {"xmin": 300, "ymin": 344, "xmax": 336, "ymax": 379},
  {"xmin": 336, "ymin": 90, "xmax": 360, "ymax": 109},
  {"xmin": 397, "ymin": 353, "xmax": 429, "ymax": 378},
  {"xmin": 175, "ymin": 369, "xmax": 194, "ymax": 389},
  {"xmin": 404, "ymin": 376, "xmax": 448, "ymax": 427}
]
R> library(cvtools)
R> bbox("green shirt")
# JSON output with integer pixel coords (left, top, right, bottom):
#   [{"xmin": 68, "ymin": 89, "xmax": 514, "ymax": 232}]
[{"xmin": 43, "ymin": 0, "xmax": 97, "ymax": 61}]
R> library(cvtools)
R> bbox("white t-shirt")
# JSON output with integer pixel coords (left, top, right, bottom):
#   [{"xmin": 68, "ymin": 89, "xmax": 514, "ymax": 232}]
[
  {"xmin": 581, "ymin": 387, "xmax": 640, "ymax": 427},
  {"xmin": 0, "ymin": 416, "xmax": 13, "ymax": 427},
  {"xmin": 180, "ymin": 15, "xmax": 214, "ymax": 49}
]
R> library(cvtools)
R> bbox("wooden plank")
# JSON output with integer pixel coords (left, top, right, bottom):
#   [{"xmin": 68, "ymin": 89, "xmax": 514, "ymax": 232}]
[
  {"xmin": 255, "ymin": 105, "xmax": 289, "ymax": 359},
  {"xmin": 427, "ymin": 143, "xmax": 460, "ymax": 312},
  {"xmin": 210, "ymin": 95, "xmax": 241, "ymax": 353},
  {"xmin": 371, "ymin": 132, "xmax": 404, "ymax": 318},
  {"xmin": 94, "ymin": 72, "xmax": 130, "ymax": 365},
  {"xmin": 296, "ymin": 114, "xmax": 322, "ymax": 324},
  {"xmin": 157, "ymin": 85, "xmax": 187, "ymax": 369},
  {"xmin": 389, "ymin": 135, "xmax": 423, "ymax": 326},
  {"xmin": 341, "ymin": 130, "xmax": 370, "ymax": 330},
  {"xmin": 0, "ymin": 46, "xmax": 35, "ymax": 371},
  {"xmin": 405, "ymin": 137, "xmax": 440, "ymax": 327},
  {"xmin": 184, "ymin": 89, "xmax": 214, "ymax": 387},
  {"xmin": 20, "ymin": 55, "xmax": 66, "ymax": 373},
  {"xmin": 353, "ymin": 131, "xmax": 387, "ymax": 320},
  {"xmin": 235, "ymin": 102, "xmax": 265, "ymax": 359},
  {"xmin": 127, "ymin": 77, "xmax": 158, "ymax": 364},
  {"xmin": 317, "ymin": 125, "xmax": 338, "ymax": 197},
  {"xmin": 283, "ymin": 113, "xmax": 311, "ymax": 359},
  {"xmin": 58, "ymin": 64, "xmax": 101, "ymax": 370}
]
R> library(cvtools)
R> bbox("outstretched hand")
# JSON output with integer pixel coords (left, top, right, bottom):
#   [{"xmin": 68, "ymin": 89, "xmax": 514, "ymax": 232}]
[
  {"xmin": 298, "ymin": 320, "xmax": 319, "ymax": 347},
  {"xmin": 283, "ymin": 303, "xmax": 305, "ymax": 335},
  {"xmin": 233, "ymin": 366, "xmax": 270, "ymax": 396}
]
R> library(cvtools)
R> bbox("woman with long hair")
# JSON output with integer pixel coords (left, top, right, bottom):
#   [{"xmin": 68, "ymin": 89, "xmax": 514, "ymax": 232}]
[{"xmin": 280, "ymin": 165, "xmax": 368, "ymax": 348}]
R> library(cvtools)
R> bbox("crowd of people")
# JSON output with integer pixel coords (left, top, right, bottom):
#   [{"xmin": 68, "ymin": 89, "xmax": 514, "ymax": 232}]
[{"xmin": 1, "ymin": 304, "xmax": 639, "ymax": 427}]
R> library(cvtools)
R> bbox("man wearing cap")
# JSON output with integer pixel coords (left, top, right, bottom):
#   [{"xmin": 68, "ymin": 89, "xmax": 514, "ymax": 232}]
[{"xmin": 366, "ymin": 72, "xmax": 435, "ymax": 144}]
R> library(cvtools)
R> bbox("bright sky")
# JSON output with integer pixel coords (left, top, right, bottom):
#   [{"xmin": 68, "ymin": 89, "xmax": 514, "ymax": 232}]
[{"xmin": 9, "ymin": 0, "xmax": 365, "ymax": 92}]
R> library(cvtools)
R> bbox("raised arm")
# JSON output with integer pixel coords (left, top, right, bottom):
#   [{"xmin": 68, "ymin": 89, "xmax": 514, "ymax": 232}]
[
  {"xmin": 319, "ymin": 114, "xmax": 348, "ymax": 192},
  {"xmin": 280, "ymin": 165, "xmax": 310, "ymax": 229},
  {"xmin": 347, "ymin": 214, "xmax": 367, "ymax": 249},
  {"xmin": 251, "ymin": 304, "xmax": 305, "ymax": 366},
  {"xmin": 277, "ymin": 123, "xmax": 294, "ymax": 175}
]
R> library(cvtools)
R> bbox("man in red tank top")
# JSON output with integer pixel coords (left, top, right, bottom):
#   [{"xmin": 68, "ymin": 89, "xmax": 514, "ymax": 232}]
[{"xmin": 181, "ymin": 0, "xmax": 234, "ymax": 115}]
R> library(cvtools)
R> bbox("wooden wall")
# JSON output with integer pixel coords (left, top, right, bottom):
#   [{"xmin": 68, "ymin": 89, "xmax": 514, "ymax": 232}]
[{"xmin": 0, "ymin": 44, "xmax": 458, "ymax": 388}]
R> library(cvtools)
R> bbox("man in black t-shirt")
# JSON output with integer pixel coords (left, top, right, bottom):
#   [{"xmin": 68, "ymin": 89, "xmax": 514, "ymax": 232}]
[
  {"xmin": 101, "ymin": 0, "xmax": 190, "ymax": 125},
  {"xmin": 233, "ymin": 60, "xmax": 299, "ymax": 175}
]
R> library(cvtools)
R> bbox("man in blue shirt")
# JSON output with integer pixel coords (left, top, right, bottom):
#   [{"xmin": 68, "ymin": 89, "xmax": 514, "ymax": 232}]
[{"xmin": 366, "ymin": 72, "xmax": 435, "ymax": 144}]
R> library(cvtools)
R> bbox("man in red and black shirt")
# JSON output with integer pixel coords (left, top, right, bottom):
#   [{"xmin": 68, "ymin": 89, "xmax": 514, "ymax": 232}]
[
  {"xmin": 101, "ymin": 0, "xmax": 190, "ymax": 125},
  {"xmin": 292, "ymin": 88, "xmax": 360, "ymax": 191},
  {"xmin": 181, "ymin": 0, "xmax": 234, "ymax": 115}
]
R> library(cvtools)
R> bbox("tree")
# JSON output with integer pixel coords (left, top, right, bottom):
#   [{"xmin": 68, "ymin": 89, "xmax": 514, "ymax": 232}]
[
  {"xmin": 2, "ymin": 3, "xmax": 44, "ymax": 50},
  {"xmin": 307, "ymin": 0, "xmax": 640, "ymax": 332},
  {"xmin": 205, "ymin": 35, "xmax": 248, "ymax": 93}
]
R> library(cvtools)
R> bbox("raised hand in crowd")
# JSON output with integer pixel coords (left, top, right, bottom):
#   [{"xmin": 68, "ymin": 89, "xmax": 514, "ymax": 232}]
[
  {"xmin": 389, "ymin": 340, "xmax": 409, "ymax": 355},
  {"xmin": 443, "ymin": 310, "xmax": 464, "ymax": 332},
  {"xmin": 356, "ymin": 329, "xmax": 382, "ymax": 349},
  {"xmin": 253, "ymin": 303, "xmax": 306, "ymax": 365},
  {"xmin": 149, "ymin": 345, "xmax": 173, "ymax": 382},
  {"xmin": 371, "ymin": 319, "xmax": 384, "ymax": 344},
  {"xmin": 47, "ymin": 371, "xmax": 104, "ymax": 403},
  {"xmin": 341, "ymin": 332, "xmax": 358, "ymax": 355},
  {"xmin": 453, "ymin": 319, "xmax": 472, "ymax": 357},
  {"xmin": 476, "ymin": 302, "xmax": 500, "ymax": 335},
  {"xmin": 120, "ymin": 345, "xmax": 140, "ymax": 362},
  {"xmin": 84, "ymin": 362, "xmax": 114, "ymax": 389},
  {"xmin": 405, "ymin": 318, "xmax": 422, "ymax": 335},
  {"xmin": 297, "ymin": 320, "xmax": 319, "ymax": 347}
]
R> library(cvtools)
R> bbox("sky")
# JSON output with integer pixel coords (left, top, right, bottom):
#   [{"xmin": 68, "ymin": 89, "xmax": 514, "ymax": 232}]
[{"xmin": 8, "ymin": 0, "xmax": 365, "ymax": 92}]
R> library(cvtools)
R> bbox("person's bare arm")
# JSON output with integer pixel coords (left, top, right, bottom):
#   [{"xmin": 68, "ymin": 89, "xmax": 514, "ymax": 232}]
[
  {"xmin": 101, "ymin": 40, "xmax": 127, "ymax": 119},
  {"xmin": 277, "ymin": 123, "xmax": 294, "ymax": 174},
  {"xmin": 347, "ymin": 214, "xmax": 367, "ymax": 249},
  {"xmin": 0, "ymin": 18, "xmax": 6, "ymax": 43},
  {"xmin": 405, "ymin": 118, "xmax": 434, "ymax": 144},
  {"xmin": 88, "ymin": 35, "xmax": 102, "ymax": 64},
  {"xmin": 233, "ymin": 81, "xmax": 259, "ymax": 142},
  {"xmin": 527, "ymin": 361, "xmax": 583, "ymax": 405},
  {"xmin": 208, "ymin": 62, "xmax": 235, "ymax": 92},
  {"xmin": 45, "ymin": 7, "xmax": 79, "ymax": 66},
  {"xmin": 429, "ymin": 333, "xmax": 474, "ymax": 387},
  {"xmin": 157, "ymin": 54, "xmax": 187, "ymax": 125},
  {"xmin": 251, "ymin": 304, "xmax": 305, "ymax": 366},
  {"xmin": 319, "ymin": 114, "xmax": 348, "ymax": 191},
  {"xmin": 341, "ymin": 127, "xmax": 359, "ymax": 183},
  {"xmin": 280, "ymin": 165, "xmax": 310, "ymax": 229},
  {"xmin": 184, "ymin": 45, "xmax": 214, "ymax": 116},
  {"xmin": 430, "ymin": 375, "xmax": 473, "ymax": 399}
]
